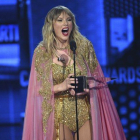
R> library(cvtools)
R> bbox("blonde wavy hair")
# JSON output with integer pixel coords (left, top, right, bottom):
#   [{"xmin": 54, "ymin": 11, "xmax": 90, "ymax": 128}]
[{"xmin": 42, "ymin": 5, "xmax": 88, "ymax": 55}]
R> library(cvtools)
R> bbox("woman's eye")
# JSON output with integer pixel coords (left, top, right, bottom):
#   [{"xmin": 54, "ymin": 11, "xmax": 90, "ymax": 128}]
[
  {"xmin": 68, "ymin": 19, "xmax": 72, "ymax": 21},
  {"xmin": 57, "ymin": 19, "xmax": 62, "ymax": 21}
]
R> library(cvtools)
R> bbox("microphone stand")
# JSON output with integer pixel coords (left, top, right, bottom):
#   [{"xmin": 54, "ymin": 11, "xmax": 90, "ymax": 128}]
[{"xmin": 73, "ymin": 49, "xmax": 79, "ymax": 140}]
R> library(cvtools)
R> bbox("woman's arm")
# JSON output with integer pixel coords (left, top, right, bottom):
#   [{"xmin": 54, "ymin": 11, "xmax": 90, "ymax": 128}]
[{"xmin": 53, "ymin": 74, "xmax": 78, "ymax": 94}]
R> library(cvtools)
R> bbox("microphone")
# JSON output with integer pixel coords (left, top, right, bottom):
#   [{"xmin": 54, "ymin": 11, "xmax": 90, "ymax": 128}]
[
  {"xmin": 70, "ymin": 40, "xmax": 77, "ymax": 53},
  {"xmin": 58, "ymin": 54, "xmax": 68, "ymax": 64},
  {"xmin": 70, "ymin": 40, "xmax": 79, "ymax": 140}
]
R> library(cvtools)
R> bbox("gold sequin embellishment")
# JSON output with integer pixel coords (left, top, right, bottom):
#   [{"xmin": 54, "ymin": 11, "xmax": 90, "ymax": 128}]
[
  {"xmin": 52, "ymin": 63, "xmax": 90, "ymax": 132},
  {"xmin": 34, "ymin": 44, "xmax": 53, "ymax": 134}
]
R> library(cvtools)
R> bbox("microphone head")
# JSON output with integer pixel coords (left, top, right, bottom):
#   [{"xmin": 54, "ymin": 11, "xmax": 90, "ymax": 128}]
[
  {"xmin": 58, "ymin": 54, "xmax": 68, "ymax": 64},
  {"xmin": 70, "ymin": 40, "xmax": 77, "ymax": 51}
]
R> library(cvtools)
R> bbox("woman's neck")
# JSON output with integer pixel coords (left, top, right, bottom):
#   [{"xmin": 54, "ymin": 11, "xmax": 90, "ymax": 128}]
[{"xmin": 55, "ymin": 40, "xmax": 69, "ymax": 50}]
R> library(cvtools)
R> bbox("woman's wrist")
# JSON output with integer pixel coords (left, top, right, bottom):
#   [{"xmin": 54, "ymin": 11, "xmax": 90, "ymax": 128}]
[
  {"xmin": 54, "ymin": 84, "xmax": 61, "ymax": 94},
  {"xmin": 53, "ymin": 83, "xmax": 65, "ymax": 94}
]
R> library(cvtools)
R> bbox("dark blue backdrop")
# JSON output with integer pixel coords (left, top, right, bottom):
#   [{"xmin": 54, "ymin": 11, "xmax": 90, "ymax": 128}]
[{"xmin": 0, "ymin": 0, "xmax": 139, "ymax": 140}]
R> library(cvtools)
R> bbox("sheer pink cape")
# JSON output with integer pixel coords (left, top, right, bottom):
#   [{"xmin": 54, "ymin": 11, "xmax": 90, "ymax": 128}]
[
  {"xmin": 88, "ymin": 62, "xmax": 126, "ymax": 140},
  {"xmin": 22, "ymin": 55, "xmax": 126, "ymax": 140}
]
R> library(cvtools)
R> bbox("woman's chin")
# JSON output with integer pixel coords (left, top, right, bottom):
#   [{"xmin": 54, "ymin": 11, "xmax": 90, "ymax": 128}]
[{"xmin": 57, "ymin": 36, "xmax": 70, "ymax": 43}]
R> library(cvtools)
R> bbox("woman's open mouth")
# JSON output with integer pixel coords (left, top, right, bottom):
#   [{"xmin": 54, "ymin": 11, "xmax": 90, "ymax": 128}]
[{"xmin": 62, "ymin": 27, "xmax": 69, "ymax": 36}]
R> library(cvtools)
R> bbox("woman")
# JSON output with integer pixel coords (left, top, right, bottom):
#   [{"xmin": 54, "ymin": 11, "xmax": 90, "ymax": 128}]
[{"xmin": 22, "ymin": 6, "xmax": 126, "ymax": 140}]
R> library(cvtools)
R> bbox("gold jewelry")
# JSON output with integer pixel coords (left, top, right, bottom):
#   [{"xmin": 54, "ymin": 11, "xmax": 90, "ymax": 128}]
[
  {"xmin": 54, "ymin": 51, "xmax": 70, "ymax": 65},
  {"xmin": 56, "ymin": 47, "xmax": 67, "ymax": 50},
  {"xmin": 55, "ymin": 45, "xmax": 69, "ymax": 50}
]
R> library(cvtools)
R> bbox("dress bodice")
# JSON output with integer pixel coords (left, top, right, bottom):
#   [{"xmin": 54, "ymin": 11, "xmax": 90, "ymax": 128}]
[
  {"xmin": 52, "ymin": 62, "xmax": 90, "ymax": 133},
  {"xmin": 52, "ymin": 62, "xmax": 82, "ymax": 85}
]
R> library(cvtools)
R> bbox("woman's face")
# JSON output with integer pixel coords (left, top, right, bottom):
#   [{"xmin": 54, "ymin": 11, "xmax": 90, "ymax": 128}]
[{"xmin": 53, "ymin": 12, "xmax": 73, "ymax": 43}]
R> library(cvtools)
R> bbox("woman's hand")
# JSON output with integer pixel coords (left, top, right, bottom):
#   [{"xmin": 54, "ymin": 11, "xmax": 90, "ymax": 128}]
[
  {"xmin": 69, "ymin": 88, "xmax": 89, "ymax": 96},
  {"xmin": 61, "ymin": 74, "xmax": 77, "ymax": 91},
  {"xmin": 69, "ymin": 89, "xmax": 75, "ymax": 96},
  {"xmin": 69, "ymin": 79, "xmax": 90, "ymax": 96},
  {"xmin": 53, "ymin": 74, "xmax": 78, "ymax": 94},
  {"xmin": 76, "ymin": 89, "xmax": 89, "ymax": 96}
]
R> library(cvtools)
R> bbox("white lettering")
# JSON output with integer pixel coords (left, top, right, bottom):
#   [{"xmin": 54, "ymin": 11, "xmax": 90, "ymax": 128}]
[
  {"xmin": 20, "ymin": 70, "xmax": 29, "ymax": 87},
  {"xmin": 119, "ymin": 67, "xmax": 127, "ymax": 84},
  {"xmin": 103, "ymin": 67, "xmax": 140, "ymax": 84},
  {"xmin": 136, "ymin": 67, "xmax": 140, "ymax": 83},
  {"xmin": 111, "ymin": 68, "xmax": 119, "ymax": 84},
  {"xmin": 128, "ymin": 67, "xmax": 135, "ymax": 84},
  {"xmin": 0, "ymin": 24, "xmax": 19, "ymax": 42}
]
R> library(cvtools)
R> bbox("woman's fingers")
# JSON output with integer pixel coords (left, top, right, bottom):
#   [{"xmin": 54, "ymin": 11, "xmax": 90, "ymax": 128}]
[
  {"xmin": 68, "ymin": 73, "xmax": 74, "ymax": 78},
  {"xmin": 84, "ymin": 88, "xmax": 89, "ymax": 93},
  {"xmin": 68, "ymin": 84, "xmax": 78, "ymax": 89},
  {"xmin": 88, "ymin": 81, "xmax": 95, "ymax": 88},
  {"xmin": 77, "ymin": 92, "xmax": 86, "ymax": 96},
  {"xmin": 70, "ymin": 79, "xmax": 78, "ymax": 84},
  {"xmin": 69, "ymin": 88, "xmax": 89, "ymax": 96},
  {"xmin": 69, "ymin": 89, "xmax": 75, "ymax": 96},
  {"xmin": 61, "ymin": 74, "xmax": 79, "ymax": 91},
  {"xmin": 67, "ymin": 74, "xmax": 78, "ymax": 89}
]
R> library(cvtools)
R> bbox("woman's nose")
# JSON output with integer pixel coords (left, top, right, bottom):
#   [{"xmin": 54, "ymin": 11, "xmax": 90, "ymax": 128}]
[{"xmin": 63, "ymin": 20, "xmax": 68, "ymax": 25}]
